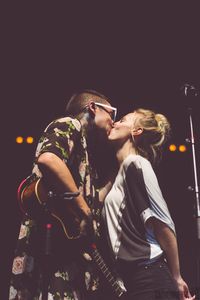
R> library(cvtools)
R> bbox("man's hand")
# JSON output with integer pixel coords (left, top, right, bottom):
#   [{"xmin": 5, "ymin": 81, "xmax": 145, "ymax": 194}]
[{"xmin": 79, "ymin": 214, "xmax": 94, "ymax": 238}]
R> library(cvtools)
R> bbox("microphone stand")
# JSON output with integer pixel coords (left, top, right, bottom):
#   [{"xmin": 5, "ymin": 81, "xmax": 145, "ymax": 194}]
[{"xmin": 182, "ymin": 84, "xmax": 200, "ymax": 293}]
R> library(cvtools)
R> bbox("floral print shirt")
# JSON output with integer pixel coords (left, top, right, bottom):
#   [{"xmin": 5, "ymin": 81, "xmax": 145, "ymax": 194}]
[
  {"xmin": 9, "ymin": 117, "xmax": 102, "ymax": 300},
  {"xmin": 32, "ymin": 116, "xmax": 100, "ymax": 218}
]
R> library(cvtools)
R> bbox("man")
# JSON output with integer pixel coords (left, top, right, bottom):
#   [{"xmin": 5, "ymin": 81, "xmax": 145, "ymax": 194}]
[{"xmin": 9, "ymin": 89, "xmax": 117, "ymax": 299}]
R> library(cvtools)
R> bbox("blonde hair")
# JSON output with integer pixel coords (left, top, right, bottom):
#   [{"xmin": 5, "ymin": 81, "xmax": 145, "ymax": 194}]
[{"xmin": 133, "ymin": 108, "xmax": 171, "ymax": 164}]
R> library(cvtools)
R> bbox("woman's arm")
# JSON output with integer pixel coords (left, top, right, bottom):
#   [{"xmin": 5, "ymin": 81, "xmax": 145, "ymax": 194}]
[
  {"xmin": 99, "ymin": 180, "xmax": 113, "ymax": 203},
  {"xmin": 98, "ymin": 168, "xmax": 119, "ymax": 203},
  {"xmin": 147, "ymin": 217, "xmax": 195, "ymax": 300}
]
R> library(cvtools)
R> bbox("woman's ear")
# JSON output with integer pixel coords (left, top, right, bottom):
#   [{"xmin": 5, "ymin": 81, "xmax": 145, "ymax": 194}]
[{"xmin": 132, "ymin": 127, "xmax": 143, "ymax": 136}]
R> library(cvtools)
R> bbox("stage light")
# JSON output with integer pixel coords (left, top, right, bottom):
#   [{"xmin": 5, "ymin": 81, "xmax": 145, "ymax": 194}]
[
  {"xmin": 16, "ymin": 136, "xmax": 23, "ymax": 144},
  {"xmin": 169, "ymin": 144, "xmax": 177, "ymax": 152},
  {"xmin": 179, "ymin": 145, "xmax": 187, "ymax": 152},
  {"xmin": 26, "ymin": 136, "xmax": 34, "ymax": 144}
]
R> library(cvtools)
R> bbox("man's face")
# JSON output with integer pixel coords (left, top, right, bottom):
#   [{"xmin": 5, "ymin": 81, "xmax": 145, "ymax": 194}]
[{"xmin": 93, "ymin": 102, "xmax": 117, "ymax": 136}]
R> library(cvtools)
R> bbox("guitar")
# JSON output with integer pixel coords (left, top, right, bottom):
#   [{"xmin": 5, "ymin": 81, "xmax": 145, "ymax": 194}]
[
  {"xmin": 17, "ymin": 174, "xmax": 127, "ymax": 298},
  {"xmin": 18, "ymin": 173, "xmax": 81, "ymax": 239}
]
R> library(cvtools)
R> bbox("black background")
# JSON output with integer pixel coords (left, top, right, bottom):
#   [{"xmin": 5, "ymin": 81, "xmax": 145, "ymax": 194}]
[{"xmin": 1, "ymin": 2, "xmax": 200, "ymax": 299}]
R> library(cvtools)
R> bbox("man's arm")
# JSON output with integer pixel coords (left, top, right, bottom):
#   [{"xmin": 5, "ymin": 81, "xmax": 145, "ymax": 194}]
[{"xmin": 37, "ymin": 152, "xmax": 91, "ymax": 218}]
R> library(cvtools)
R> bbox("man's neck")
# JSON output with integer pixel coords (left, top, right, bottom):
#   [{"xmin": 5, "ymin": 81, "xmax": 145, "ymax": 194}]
[{"xmin": 79, "ymin": 114, "xmax": 90, "ymax": 136}]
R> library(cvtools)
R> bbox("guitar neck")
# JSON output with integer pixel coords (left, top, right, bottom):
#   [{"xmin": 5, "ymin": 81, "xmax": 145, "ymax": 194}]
[{"xmin": 90, "ymin": 243, "xmax": 126, "ymax": 298}]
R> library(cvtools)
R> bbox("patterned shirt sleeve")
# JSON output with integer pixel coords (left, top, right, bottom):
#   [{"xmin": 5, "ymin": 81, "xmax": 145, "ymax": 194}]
[{"xmin": 35, "ymin": 117, "xmax": 81, "ymax": 163}]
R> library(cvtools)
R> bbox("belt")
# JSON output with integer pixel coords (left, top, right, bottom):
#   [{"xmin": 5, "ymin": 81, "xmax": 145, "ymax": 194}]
[{"xmin": 137, "ymin": 254, "xmax": 165, "ymax": 268}]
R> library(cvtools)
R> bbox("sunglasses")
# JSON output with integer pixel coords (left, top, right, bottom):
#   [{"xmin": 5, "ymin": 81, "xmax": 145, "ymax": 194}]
[{"xmin": 94, "ymin": 102, "xmax": 117, "ymax": 122}]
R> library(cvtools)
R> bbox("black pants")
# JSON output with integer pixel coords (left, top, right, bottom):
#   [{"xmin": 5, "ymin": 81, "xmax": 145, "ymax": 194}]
[{"xmin": 120, "ymin": 259, "xmax": 179, "ymax": 300}]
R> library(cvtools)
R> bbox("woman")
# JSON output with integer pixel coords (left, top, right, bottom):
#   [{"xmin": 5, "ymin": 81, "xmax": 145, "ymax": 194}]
[{"xmin": 101, "ymin": 108, "xmax": 195, "ymax": 300}]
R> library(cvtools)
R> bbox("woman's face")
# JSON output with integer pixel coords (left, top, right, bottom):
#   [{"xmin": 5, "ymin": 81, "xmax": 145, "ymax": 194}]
[{"xmin": 108, "ymin": 112, "xmax": 135, "ymax": 142}]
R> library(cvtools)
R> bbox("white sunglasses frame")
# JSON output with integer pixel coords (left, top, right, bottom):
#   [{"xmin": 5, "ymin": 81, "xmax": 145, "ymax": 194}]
[{"xmin": 94, "ymin": 102, "xmax": 117, "ymax": 122}]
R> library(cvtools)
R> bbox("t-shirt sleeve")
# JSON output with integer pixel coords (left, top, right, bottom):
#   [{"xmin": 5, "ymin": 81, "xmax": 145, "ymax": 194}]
[
  {"xmin": 139, "ymin": 159, "xmax": 175, "ymax": 234},
  {"xmin": 35, "ymin": 117, "xmax": 81, "ymax": 163},
  {"xmin": 125, "ymin": 161, "xmax": 152, "ymax": 217}
]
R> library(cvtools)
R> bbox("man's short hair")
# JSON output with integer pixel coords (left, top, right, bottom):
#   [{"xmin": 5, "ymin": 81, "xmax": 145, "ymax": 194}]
[{"xmin": 65, "ymin": 89, "xmax": 111, "ymax": 116}]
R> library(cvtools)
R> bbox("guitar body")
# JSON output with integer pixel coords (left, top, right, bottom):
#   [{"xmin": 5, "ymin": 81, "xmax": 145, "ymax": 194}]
[{"xmin": 18, "ymin": 175, "xmax": 81, "ymax": 239}]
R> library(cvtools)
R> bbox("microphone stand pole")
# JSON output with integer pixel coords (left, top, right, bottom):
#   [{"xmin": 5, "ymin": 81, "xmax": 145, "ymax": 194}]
[{"xmin": 183, "ymin": 84, "xmax": 200, "ymax": 292}]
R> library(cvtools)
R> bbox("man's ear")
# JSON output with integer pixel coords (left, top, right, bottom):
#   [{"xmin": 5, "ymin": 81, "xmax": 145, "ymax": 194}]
[
  {"xmin": 132, "ymin": 127, "xmax": 143, "ymax": 136},
  {"xmin": 87, "ymin": 101, "xmax": 96, "ymax": 116}
]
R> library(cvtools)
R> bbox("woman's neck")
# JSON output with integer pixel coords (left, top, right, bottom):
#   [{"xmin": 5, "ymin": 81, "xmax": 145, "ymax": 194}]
[{"xmin": 116, "ymin": 141, "xmax": 137, "ymax": 165}]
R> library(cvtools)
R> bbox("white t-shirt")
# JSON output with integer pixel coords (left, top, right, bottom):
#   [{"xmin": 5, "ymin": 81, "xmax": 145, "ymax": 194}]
[{"xmin": 102, "ymin": 154, "xmax": 175, "ymax": 264}]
